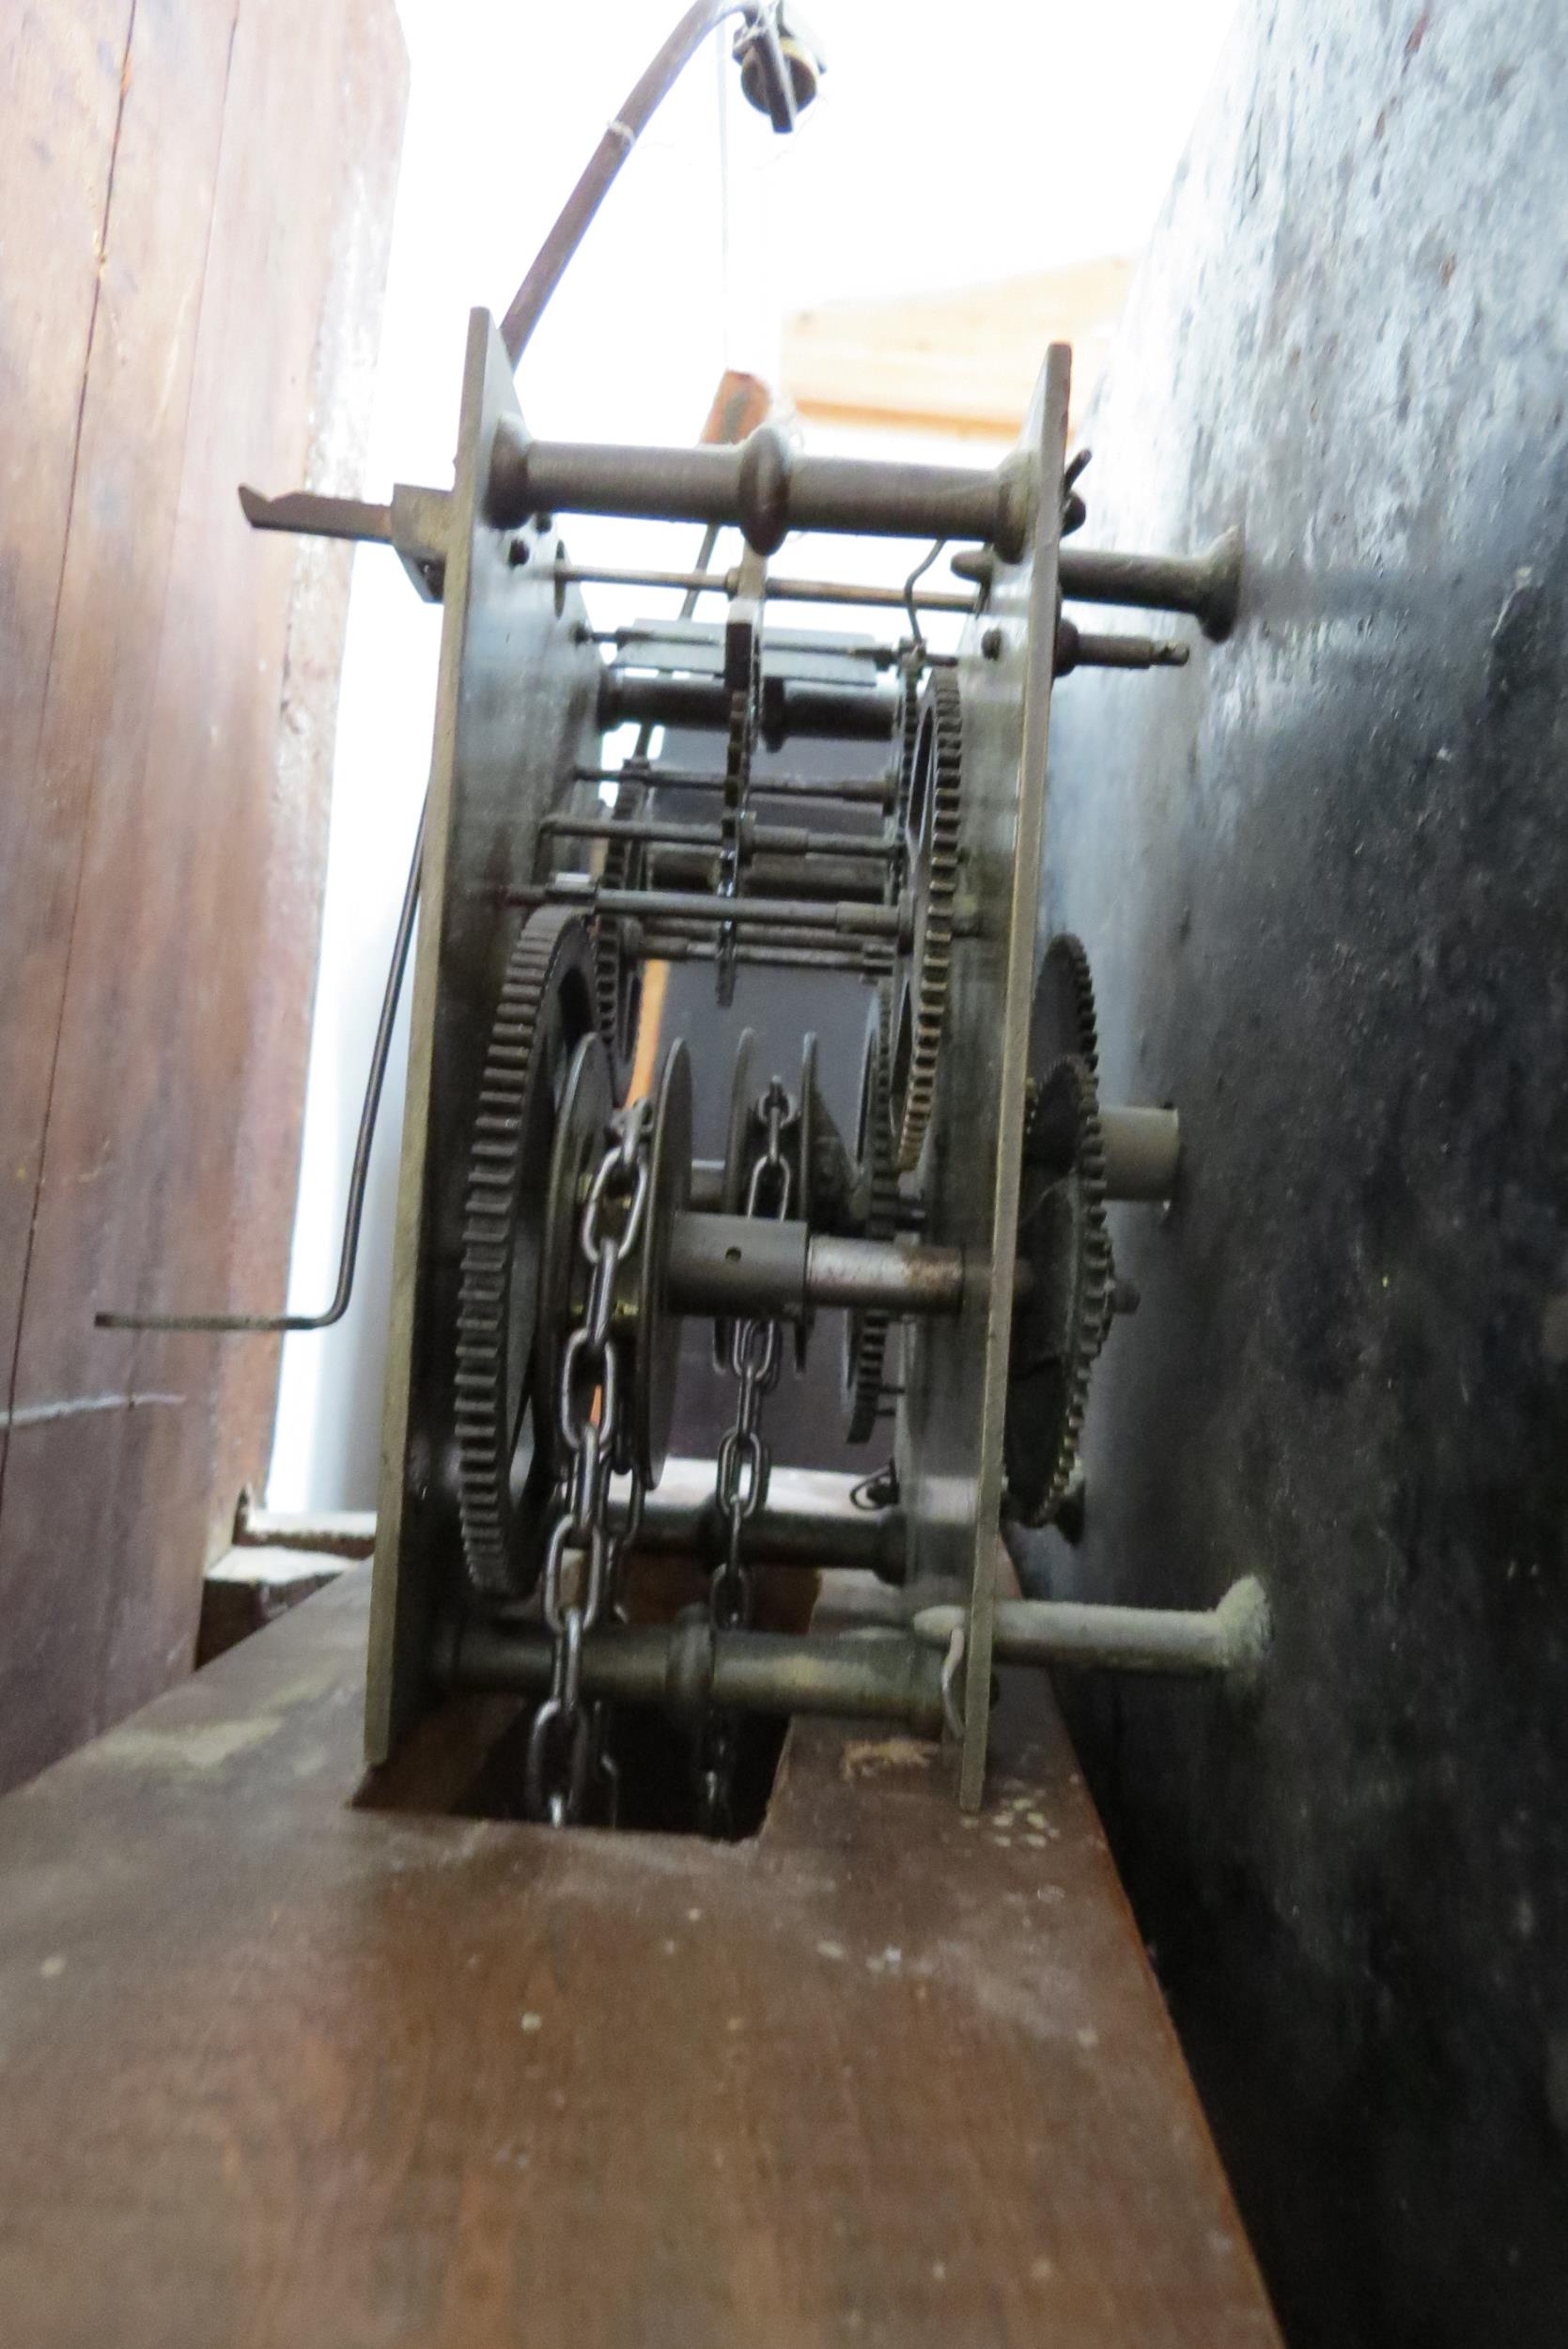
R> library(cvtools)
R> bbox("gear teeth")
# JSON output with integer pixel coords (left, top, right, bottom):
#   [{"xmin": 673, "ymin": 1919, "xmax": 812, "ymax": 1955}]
[
  {"xmin": 846, "ymin": 982, "xmax": 900, "ymax": 1444},
  {"xmin": 1042, "ymin": 932, "xmax": 1099, "ymax": 1076},
  {"xmin": 454, "ymin": 905, "xmax": 593, "ymax": 1597},
  {"xmin": 1008, "ymin": 1053, "xmax": 1112, "ymax": 1527},
  {"xmin": 1041, "ymin": 1055, "xmax": 1110, "ymax": 1519},
  {"xmin": 893, "ymin": 667, "xmax": 963, "ymax": 1171}
]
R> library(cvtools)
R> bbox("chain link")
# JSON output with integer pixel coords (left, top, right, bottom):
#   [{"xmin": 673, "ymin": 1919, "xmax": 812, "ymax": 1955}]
[
  {"xmin": 713, "ymin": 1079, "xmax": 792, "ymax": 1626},
  {"xmin": 525, "ymin": 1099, "xmax": 650, "ymax": 1828},
  {"xmin": 698, "ymin": 1078, "xmax": 794, "ymax": 1832}
]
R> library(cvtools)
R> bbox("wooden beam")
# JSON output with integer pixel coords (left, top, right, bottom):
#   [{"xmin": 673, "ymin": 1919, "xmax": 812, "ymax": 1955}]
[
  {"xmin": 197, "ymin": 1546, "xmax": 347, "ymax": 1665},
  {"xmin": 783, "ymin": 258, "xmax": 1138, "ymax": 440},
  {"xmin": 0, "ymin": 1568, "xmax": 1282, "ymax": 2346}
]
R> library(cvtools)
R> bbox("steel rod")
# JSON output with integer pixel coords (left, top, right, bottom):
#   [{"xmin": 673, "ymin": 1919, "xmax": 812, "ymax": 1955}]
[
  {"xmin": 666, "ymin": 1213, "xmax": 807, "ymax": 1315},
  {"xmin": 1059, "ymin": 530, "xmax": 1243, "ymax": 641},
  {"xmin": 97, "ymin": 800, "xmax": 427, "ymax": 1333},
  {"xmin": 574, "ymin": 762, "xmax": 893, "ymax": 807},
  {"xmin": 639, "ymin": 937, "xmax": 891, "ymax": 973},
  {"xmin": 227, "ymin": 1463, "xmax": 907, "ymax": 1575},
  {"xmin": 562, "ymin": 546, "xmax": 1237, "ymax": 635},
  {"xmin": 542, "ymin": 811, "xmax": 893, "ymax": 861},
  {"xmin": 529, "ymin": 879, "xmax": 907, "ymax": 940},
  {"xmin": 599, "ymin": 669, "xmax": 896, "ymax": 741},
  {"xmin": 558, "ymin": 561, "xmax": 977, "ymax": 614},
  {"xmin": 437, "ymin": 1619, "xmax": 947, "ymax": 1734},
  {"xmin": 1057, "ymin": 619, "xmax": 1190, "ymax": 673},
  {"xmin": 489, "ymin": 420, "xmax": 1034, "ymax": 561},
  {"xmin": 599, "ymin": 615, "xmax": 1164, "ymax": 677},
  {"xmin": 912, "ymin": 1578, "xmax": 1271, "ymax": 1681},
  {"xmin": 231, "ymin": 517, "xmax": 1240, "ymax": 643},
  {"xmin": 640, "ymin": 919, "xmax": 891, "ymax": 955},
  {"xmin": 647, "ymin": 849, "xmax": 884, "ymax": 903},
  {"xmin": 1100, "ymin": 1105, "xmax": 1183, "ymax": 1202},
  {"xmin": 590, "ymin": 624, "xmax": 896, "ymax": 669},
  {"xmin": 689, "ymin": 1159, "xmax": 724, "ymax": 1210},
  {"xmin": 665, "ymin": 1215, "xmax": 966, "ymax": 1319},
  {"xmin": 805, "ymin": 1234, "xmax": 967, "ymax": 1314},
  {"xmin": 611, "ymin": 1457, "xmax": 907, "ymax": 1577}
]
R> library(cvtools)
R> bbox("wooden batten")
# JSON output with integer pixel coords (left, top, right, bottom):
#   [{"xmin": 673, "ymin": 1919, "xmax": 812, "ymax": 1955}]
[{"xmin": 783, "ymin": 257, "xmax": 1137, "ymax": 440}]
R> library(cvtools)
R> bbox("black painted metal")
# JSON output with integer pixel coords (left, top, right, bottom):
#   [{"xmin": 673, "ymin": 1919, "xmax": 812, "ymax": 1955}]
[
  {"xmin": 1026, "ymin": 7, "xmax": 1568, "ymax": 2343},
  {"xmin": 643, "ymin": 656, "xmax": 889, "ymax": 1475},
  {"xmin": 598, "ymin": 667, "xmax": 895, "ymax": 742}
]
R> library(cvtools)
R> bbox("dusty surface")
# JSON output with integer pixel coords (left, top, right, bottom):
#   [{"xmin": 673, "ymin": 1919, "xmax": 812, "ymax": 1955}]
[{"xmin": 0, "ymin": 1568, "xmax": 1277, "ymax": 2346}]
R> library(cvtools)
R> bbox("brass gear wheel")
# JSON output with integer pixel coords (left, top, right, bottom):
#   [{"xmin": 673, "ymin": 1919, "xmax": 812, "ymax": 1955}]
[
  {"xmin": 890, "ymin": 667, "xmax": 962, "ymax": 1171},
  {"xmin": 455, "ymin": 906, "xmax": 599, "ymax": 1597},
  {"xmin": 1004, "ymin": 1052, "xmax": 1113, "ymax": 1526},
  {"xmin": 844, "ymin": 982, "xmax": 901, "ymax": 1444}
]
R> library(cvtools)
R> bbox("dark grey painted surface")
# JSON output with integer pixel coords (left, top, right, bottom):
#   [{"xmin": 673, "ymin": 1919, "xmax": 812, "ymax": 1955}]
[
  {"xmin": 651, "ymin": 684, "xmax": 891, "ymax": 1475},
  {"xmin": 1029, "ymin": 5, "xmax": 1568, "ymax": 2342}
]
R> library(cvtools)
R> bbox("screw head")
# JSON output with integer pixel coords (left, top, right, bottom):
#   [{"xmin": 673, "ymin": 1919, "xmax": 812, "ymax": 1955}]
[{"xmin": 982, "ymin": 625, "xmax": 1004, "ymax": 661}]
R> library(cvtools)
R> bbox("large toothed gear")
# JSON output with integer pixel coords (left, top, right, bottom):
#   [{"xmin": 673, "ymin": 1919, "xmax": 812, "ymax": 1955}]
[
  {"xmin": 890, "ymin": 667, "xmax": 962, "ymax": 1171},
  {"xmin": 844, "ymin": 982, "xmax": 901, "ymax": 1444},
  {"xmin": 1004, "ymin": 1052, "xmax": 1113, "ymax": 1527},
  {"xmin": 455, "ymin": 907, "xmax": 600, "ymax": 1598},
  {"xmin": 1038, "ymin": 931, "xmax": 1098, "ymax": 1077}
]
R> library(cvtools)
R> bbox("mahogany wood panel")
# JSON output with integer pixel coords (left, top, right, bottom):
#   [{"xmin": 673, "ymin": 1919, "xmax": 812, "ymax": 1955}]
[
  {"xmin": 0, "ymin": 1572, "xmax": 1281, "ymax": 2348},
  {"xmin": 0, "ymin": 0, "xmax": 133, "ymax": 1401},
  {"xmin": 0, "ymin": 0, "xmax": 407, "ymax": 1790}
]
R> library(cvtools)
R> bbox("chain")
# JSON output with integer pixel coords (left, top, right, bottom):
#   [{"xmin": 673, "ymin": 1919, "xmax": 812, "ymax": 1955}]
[
  {"xmin": 713, "ymin": 1079, "xmax": 792, "ymax": 1626},
  {"xmin": 698, "ymin": 1078, "xmax": 794, "ymax": 1833},
  {"xmin": 525, "ymin": 1098, "xmax": 651, "ymax": 1828},
  {"xmin": 716, "ymin": 558, "xmax": 763, "ymax": 1005}
]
